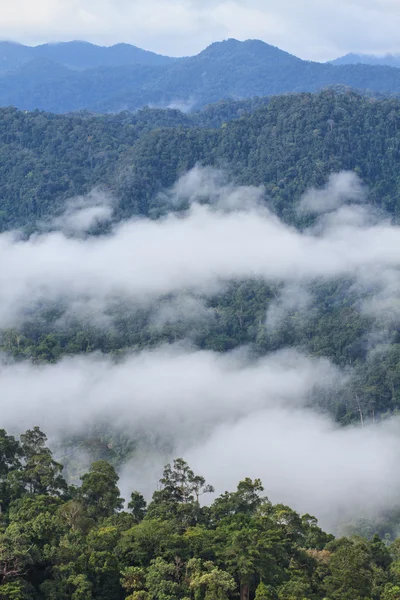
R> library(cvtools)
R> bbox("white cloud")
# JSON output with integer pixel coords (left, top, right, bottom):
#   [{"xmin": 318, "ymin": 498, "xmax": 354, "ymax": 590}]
[
  {"xmin": 0, "ymin": 167, "xmax": 400, "ymax": 328},
  {"xmin": 1, "ymin": 0, "xmax": 400, "ymax": 60},
  {"xmin": 49, "ymin": 188, "xmax": 114, "ymax": 234},
  {"xmin": 0, "ymin": 346, "xmax": 338, "ymax": 435},
  {"xmin": 3, "ymin": 339, "xmax": 396, "ymax": 532},
  {"xmin": 150, "ymin": 294, "xmax": 215, "ymax": 328},
  {"xmin": 299, "ymin": 171, "xmax": 366, "ymax": 215},
  {"xmin": 0, "ymin": 343, "xmax": 374, "ymax": 531},
  {"xmin": 2, "ymin": 167, "xmax": 400, "ymax": 529},
  {"xmin": 266, "ymin": 283, "xmax": 312, "ymax": 331},
  {"xmin": 185, "ymin": 408, "xmax": 400, "ymax": 531}
]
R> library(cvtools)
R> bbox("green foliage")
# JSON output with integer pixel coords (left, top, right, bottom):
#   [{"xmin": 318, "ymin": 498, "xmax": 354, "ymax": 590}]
[
  {"xmin": 255, "ymin": 581, "xmax": 274, "ymax": 600},
  {"xmin": 0, "ymin": 437, "xmax": 399, "ymax": 599},
  {"xmin": 3, "ymin": 91, "xmax": 400, "ymax": 598},
  {"xmin": 145, "ymin": 557, "xmax": 183, "ymax": 600},
  {"xmin": 19, "ymin": 427, "xmax": 67, "ymax": 497},
  {"xmin": 128, "ymin": 492, "xmax": 147, "ymax": 524},
  {"xmin": 189, "ymin": 559, "xmax": 236, "ymax": 600},
  {"xmin": 147, "ymin": 459, "xmax": 214, "ymax": 527},
  {"xmin": 0, "ymin": 579, "xmax": 36, "ymax": 600},
  {"xmin": 79, "ymin": 460, "xmax": 124, "ymax": 519},
  {"xmin": 323, "ymin": 537, "xmax": 377, "ymax": 599},
  {"xmin": 0, "ymin": 430, "xmax": 22, "ymax": 515},
  {"xmin": 2, "ymin": 90, "xmax": 400, "ymax": 231}
]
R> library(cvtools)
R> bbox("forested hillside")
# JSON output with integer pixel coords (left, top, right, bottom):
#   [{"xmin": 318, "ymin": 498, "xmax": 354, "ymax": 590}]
[
  {"xmin": 2, "ymin": 90, "xmax": 400, "ymax": 230},
  {"xmin": 2, "ymin": 425, "xmax": 400, "ymax": 600},
  {"xmin": 3, "ymin": 39, "xmax": 400, "ymax": 112},
  {"xmin": 2, "ymin": 91, "xmax": 400, "ymax": 430}
]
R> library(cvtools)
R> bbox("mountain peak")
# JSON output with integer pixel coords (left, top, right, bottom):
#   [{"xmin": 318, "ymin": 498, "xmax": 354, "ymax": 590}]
[{"xmin": 199, "ymin": 38, "xmax": 301, "ymax": 64}]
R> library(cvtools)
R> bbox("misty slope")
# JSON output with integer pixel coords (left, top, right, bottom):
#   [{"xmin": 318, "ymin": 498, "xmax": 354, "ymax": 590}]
[
  {"xmin": 0, "ymin": 40, "xmax": 175, "ymax": 73},
  {"xmin": 6, "ymin": 89, "xmax": 400, "ymax": 548},
  {"xmin": 3, "ymin": 90, "xmax": 400, "ymax": 430},
  {"xmin": 332, "ymin": 52, "xmax": 400, "ymax": 68},
  {"xmin": 3, "ymin": 38, "xmax": 400, "ymax": 112}
]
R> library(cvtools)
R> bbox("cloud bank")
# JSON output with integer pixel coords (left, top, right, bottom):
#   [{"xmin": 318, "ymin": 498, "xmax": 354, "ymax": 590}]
[
  {"xmin": 1, "ymin": 342, "xmax": 399, "ymax": 531},
  {"xmin": 0, "ymin": 167, "xmax": 399, "ymax": 328},
  {"xmin": 1, "ymin": 340, "xmax": 395, "ymax": 531},
  {"xmin": 48, "ymin": 188, "xmax": 114, "ymax": 235},
  {"xmin": 185, "ymin": 408, "xmax": 400, "ymax": 531},
  {"xmin": 2, "ymin": 167, "xmax": 400, "ymax": 531},
  {"xmin": 0, "ymin": 346, "xmax": 338, "ymax": 435}
]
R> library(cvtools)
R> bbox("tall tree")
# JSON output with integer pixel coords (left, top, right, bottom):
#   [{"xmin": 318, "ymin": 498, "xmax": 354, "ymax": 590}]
[
  {"xmin": 79, "ymin": 460, "xmax": 124, "ymax": 519},
  {"xmin": 0, "ymin": 430, "xmax": 22, "ymax": 514},
  {"xmin": 19, "ymin": 427, "xmax": 67, "ymax": 497}
]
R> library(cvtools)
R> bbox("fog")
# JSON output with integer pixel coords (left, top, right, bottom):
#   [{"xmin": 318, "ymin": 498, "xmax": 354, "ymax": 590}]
[
  {"xmin": 0, "ymin": 167, "xmax": 400, "ymax": 328},
  {"xmin": 0, "ymin": 347, "xmax": 339, "ymax": 435},
  {"xmin": 4, "ymin": 342, "xmax": 400, "ymax": 531},
  {"xmin": 185, "ymin": 409, "xmax": 400, "ymax": 531},
  {"xmin": 298, "ymin": 170, "xmax": 366, "ymax": 214},
  {"xmin": 2, "ymin": 167, "xmax": 400, "ymax": 530},
  {"xmin": 48, "ymin": 188, "xmax": 114, "ymax": 235}
]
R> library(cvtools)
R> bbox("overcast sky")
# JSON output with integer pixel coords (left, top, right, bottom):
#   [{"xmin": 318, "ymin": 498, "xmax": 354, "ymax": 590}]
[{"xmin": 0, "ymin": 0, "xmax": 399, "ymax": 61}]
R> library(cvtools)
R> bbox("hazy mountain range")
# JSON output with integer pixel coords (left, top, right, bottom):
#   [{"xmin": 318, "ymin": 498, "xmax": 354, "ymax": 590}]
[
  {"xmin": 1, "ymin": 38, "xmax": 400, "ymax": 113},
  {"xmin": 0, "ymin": 40, "xmax": 176, "ymax": 71},
  {"xmin": 331, "ymin": 53, "xmax": 400, "ymax": 68}
]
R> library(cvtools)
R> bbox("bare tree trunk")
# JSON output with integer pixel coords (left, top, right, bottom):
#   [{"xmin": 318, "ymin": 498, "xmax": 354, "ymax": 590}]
[
  {"xmin": 355, "ymin": 394, "xmax": 364, "ymax": 428},
  {"xmin": 240, "ymin": 583, "xmax": 250, "ymax": 600}
]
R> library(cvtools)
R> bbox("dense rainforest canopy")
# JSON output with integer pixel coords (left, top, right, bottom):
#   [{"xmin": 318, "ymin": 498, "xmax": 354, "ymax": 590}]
[
  {"xmin": 2, "ymin": 90, "xmax": 400, "ymax": 231},
  {"xmin": 2, "ymin": 425, "xmax": 400, "ymax": 600}
]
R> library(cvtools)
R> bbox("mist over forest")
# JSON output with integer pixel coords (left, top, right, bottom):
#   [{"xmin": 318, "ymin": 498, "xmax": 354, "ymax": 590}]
[{"xmin": 2, "ymin": 47, "xmax": 400, "ymax": 598}]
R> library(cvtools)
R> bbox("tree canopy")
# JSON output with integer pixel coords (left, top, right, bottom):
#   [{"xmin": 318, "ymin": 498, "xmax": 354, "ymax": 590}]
[{"xmin": 2, "ymin": 427, "xmax": 400, "ymax": 600}]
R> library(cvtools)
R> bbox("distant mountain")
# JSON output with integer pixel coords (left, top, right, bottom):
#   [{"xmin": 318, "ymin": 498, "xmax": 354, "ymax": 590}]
[
  {"xmin": 0, "ymin": 40, "xmax": 175, "ymax": 72},
  {"xmin": 199, "ymin": 38, "xmax": 301, "ymax": 65},
  {"xmin": 2, "ymin": 38, "xmax": 400, "ymax": 113},
  {"xmin": 331, "ymin": 53, "xmax": 400, "ymax": 68},
  {"xmin": 0, "ymin": 41, "xmax": 32, "ymax": 72}
]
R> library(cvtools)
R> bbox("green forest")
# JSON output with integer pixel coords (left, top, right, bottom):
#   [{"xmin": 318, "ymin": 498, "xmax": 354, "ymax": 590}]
[
  {"xmin": 2, "ymin": 425, "xmax": 400, "ymax": 600},
  {"xmin": 2, "ymin": 89, "xmax": 400, "ymax": 232},
  {"xmin": 3, "ymin": 89, "xmax": 400, "ymax": 599}
]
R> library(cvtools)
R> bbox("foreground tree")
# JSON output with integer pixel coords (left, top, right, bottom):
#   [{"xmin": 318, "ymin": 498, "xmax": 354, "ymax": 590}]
[
  {"xmin": 147, "ymin": 459, "xmax": 214, "ymax": 527},
  {"xmin": 19, "ymin": 427, "xmax": 67, "ymax": 497},
  {"xmin": 0, "ymin": 430, "xmax": 398, "ymax": 600},
  {"xmin": 79, "ymin": 460, "xmax": 124, "ymax": 520}
]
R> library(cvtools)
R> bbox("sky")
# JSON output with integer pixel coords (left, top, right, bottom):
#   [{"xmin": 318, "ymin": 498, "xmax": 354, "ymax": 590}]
[{"xmin": 0, "ymin": 0, "xmax": 399, "ymax": 61}]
